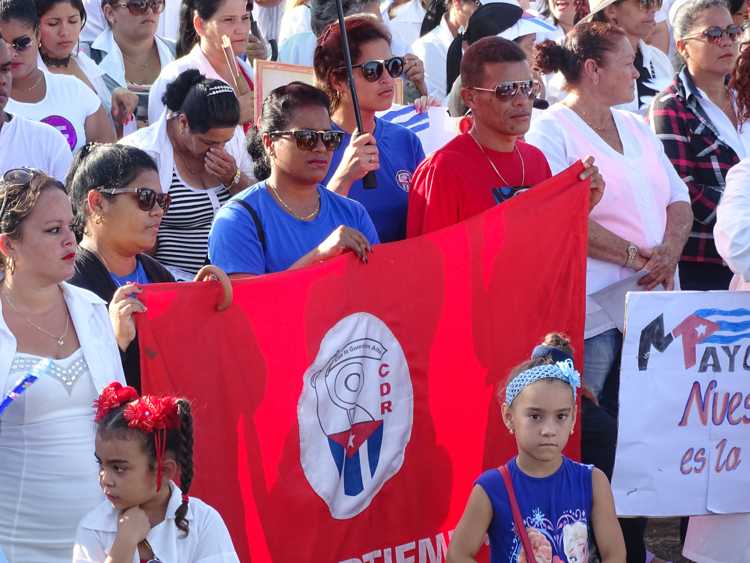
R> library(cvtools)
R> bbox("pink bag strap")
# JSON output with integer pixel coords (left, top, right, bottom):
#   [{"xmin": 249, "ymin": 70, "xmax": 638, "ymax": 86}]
[{"xmin": 499, "ymin": 463, "xmax": 537, "ymax": 563}]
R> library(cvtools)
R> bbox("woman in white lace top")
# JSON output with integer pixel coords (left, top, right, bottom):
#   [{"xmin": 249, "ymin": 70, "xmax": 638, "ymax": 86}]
[{"xmin": 0, "ymin": 169, "xmax": 124, "ymax": 563}]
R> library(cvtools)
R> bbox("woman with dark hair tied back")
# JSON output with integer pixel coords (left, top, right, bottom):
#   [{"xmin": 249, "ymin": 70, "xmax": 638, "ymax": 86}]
[
  {"xmin": 208, "ymin": 82, "xmax": 378, "ymax": 276},
  {"xmin": 314, "ymin": 14, "xmax": 426, "ymax": 243},
  {"xmin": 0, "ymin": 169, "xmax": 125, "ymax": 562},
  {"xmin": 66, "ymin": 143, "xmax": 174, "ymax": 391},
  {"xmin": 86, "ymin": 0, "xmax": 177, "ymax": 135},
  {"xmin": 35, "ymin": 0, "xmax": 145, "ymax": 138},
  {"xmin": 650, "ymin": 0, "xmax": 746, "ymax": 291},
  {"xmin": 0, "ymin": 0, "xmax": 116, "ymax": 152},
  {"xmin": 149, "ymin": 0, "xmax": 262, "ymax": 127},
  {"xmin": 121, "ymin": 68, "xmax": 253, "ymax": 280},
  {"xmin": 527, "ymin": 22, "xmax": 693, "ymax": 563}
]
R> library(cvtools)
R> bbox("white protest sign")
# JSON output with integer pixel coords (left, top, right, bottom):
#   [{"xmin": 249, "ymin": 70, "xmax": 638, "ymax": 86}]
[{"xmin": 612, "ymin": 291, "xmax": 750, "ymax": 517}]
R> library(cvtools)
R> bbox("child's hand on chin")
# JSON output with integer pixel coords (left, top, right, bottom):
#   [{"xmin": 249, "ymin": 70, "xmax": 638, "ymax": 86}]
[{"xmin": 116, "ymin": 506, "xmax": 150, "ymax": 546}]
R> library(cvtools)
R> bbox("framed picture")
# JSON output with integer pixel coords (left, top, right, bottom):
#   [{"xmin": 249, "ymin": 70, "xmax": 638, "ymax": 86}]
[{"xmin": 253, "ymin": 59, "xmax": 404, "ymax": 120}]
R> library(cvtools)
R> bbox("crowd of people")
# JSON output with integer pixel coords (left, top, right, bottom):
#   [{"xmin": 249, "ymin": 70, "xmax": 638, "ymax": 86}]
[{"xmin": 0, "ymin": 0, "xmax": 749, "ymax": 561}]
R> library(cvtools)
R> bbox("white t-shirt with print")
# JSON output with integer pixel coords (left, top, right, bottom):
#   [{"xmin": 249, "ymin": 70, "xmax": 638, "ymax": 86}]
[
  {"xmin": 0, "ymin": 113, "xmax": 72, "ymax": 181},
  {"xmin": 5, "ymin": 72, "xmax": 101, "ymax": 153}
]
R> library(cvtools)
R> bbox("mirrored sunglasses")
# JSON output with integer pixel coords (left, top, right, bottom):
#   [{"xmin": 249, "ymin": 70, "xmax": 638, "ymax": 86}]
[
  {"xmin": 270, "ymin": 129, "xmax": 344, "ymax": 151},
  {"xmin": 697, "ymin": 24, "xmax": 744, "ymax": 44},
  {"xmin": 471, "ymin": 80, "xmax": 541, "ymax": 101},
  {"xmin": 99, "ymin": 187, "xmax": 171, "ymax": 212},
  {"xmin": 114, "ymin": 0, "xmax": 165, "ymax": 15},
  {"xmin": 349, "ymin": 57, "xmax": 405, "ymax": 82}
]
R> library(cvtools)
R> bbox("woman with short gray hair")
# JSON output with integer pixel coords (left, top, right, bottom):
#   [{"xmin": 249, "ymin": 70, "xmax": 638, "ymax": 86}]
[{"xmin": 649, "ymin": 0, "xmax": 746, "ymax": 290}]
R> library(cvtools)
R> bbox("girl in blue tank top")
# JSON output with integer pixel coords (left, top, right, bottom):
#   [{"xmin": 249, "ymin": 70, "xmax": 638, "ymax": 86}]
[{"xmin": 448, "ymin": 334, "xmax": 626, "ymax": 563}]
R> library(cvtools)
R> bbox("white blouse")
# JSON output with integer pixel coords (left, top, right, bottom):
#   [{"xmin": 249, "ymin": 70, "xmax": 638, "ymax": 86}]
[
  {"xmin": 715, "ymin": 156, "xmax": 750, "ymax": 290},
  {"xmin": 73, "ymin": 482, "xmax": 240, "ymax": 563},
  {"xmin": 526, "ymin": 103, "xmax": 690, "ymax": 338}
]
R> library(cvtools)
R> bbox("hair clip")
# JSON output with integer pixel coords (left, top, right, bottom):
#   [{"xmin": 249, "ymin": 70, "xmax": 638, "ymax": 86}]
[{"xmin": 207, "ymin": 85, "xmax": 236, "ymax": 97}]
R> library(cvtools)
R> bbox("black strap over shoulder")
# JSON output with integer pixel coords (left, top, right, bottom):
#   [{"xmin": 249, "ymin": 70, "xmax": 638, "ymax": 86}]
[{"xmin": 233, "ymin": 199, "xmax": 266, "ymax": 251}]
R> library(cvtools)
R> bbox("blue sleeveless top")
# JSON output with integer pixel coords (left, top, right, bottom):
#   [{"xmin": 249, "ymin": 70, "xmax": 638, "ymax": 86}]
[{"xmin": 475, "ymin": 456, "xmax": 595, "ymax": 563}]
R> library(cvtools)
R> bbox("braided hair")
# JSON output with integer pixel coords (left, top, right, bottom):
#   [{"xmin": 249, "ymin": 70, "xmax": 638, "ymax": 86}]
[
  {"xmin": 97, "ymin": 394, "xmax": 196, "ymax": 536},
  {"xmin": 173, "ymin": 399, "xmax": 194, "ymax": 534}
]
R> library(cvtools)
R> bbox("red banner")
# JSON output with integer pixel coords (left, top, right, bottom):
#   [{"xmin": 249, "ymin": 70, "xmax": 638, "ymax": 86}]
[{"xmin": 138, "ymin": 162, "xmax": 588, "ymax": 562}]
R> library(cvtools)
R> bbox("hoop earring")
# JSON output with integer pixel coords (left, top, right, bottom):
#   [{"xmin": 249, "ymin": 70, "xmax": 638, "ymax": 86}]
[{"xmin": 94, "ymin": 215, "xmax": 103, "ymax": 225}]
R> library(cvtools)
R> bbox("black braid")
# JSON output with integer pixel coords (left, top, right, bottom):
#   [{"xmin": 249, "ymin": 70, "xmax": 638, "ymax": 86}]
[{"xmin": 174, "ymin": 399, "xmax": 194, "ymax": 536}]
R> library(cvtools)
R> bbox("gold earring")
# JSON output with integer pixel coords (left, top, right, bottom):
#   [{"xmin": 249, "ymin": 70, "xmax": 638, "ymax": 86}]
[
  {"xmin": 94, "ymin": 215, "xmax": 103, "ymax": 225},
  {"xmin": 6, "ymin": 256, "xmax": 15, "ymax": 275}
]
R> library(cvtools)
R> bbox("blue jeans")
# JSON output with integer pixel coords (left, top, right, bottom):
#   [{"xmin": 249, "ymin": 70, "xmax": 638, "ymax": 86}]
[{"xmin": 583, "ymin": 328, "xmax": 623, "ymax": 402}]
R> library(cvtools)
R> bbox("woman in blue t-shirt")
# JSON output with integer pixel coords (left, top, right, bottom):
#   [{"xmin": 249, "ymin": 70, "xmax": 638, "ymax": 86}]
[
  {"xmin": 313, "ymin": 14, "xmax": 426, "ymax": 243},
  {"xmin": 208, "ymin": 82, "xmax": 378, "ymax": 276},
  {"xmin": 447, "ymin": 334, "xmax": 626, "ymax": 563}
]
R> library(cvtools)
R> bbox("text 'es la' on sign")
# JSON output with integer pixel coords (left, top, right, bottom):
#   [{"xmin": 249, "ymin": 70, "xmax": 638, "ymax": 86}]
[{"xmin": 612, "ymin": 291, "xmax": 750, "ymax": 517}]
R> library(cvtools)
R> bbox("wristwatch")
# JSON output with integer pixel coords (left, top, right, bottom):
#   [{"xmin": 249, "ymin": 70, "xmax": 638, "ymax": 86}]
[
  {"xmin": 226, "ymin": 167, "xmax": 241, "ymax": 190},
  {"xmin": 624, "ymin": 243, "xmax": 639, "ymax": 268}
]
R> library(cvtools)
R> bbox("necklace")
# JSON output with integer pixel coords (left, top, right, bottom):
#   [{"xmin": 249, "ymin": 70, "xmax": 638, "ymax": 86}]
[
  {"xmin": 22, "ymin": 71, "xmax": 44, "ymax": 93},
  {"xmin": 1, "ymin": 288, "xmax": 70, "ymax": 347},
  {"xmin": 567, "ymin": 103, "xmax": 614, "ymax": 132},
  {"xmin": 268, "ymin": 182, "xmax": 320, "ymax": 221},
  {"xmin": 41, "ymin": 51, "xmax": 72, "ymax": 68},
  {"xmin": 469, "ymin": 131, "xmax": 525, "ymax": 187}
]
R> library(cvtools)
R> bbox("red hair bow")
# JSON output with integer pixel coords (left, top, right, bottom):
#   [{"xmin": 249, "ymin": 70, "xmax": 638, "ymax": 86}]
[
  {"xmin": 123, "ymin": 396, "xmax": 181, "ymax": 492},
  {"xmin": 123, "ymin": 396, "xmax": 180, "ymax": 433},
  {"xmin": 94, "ymin": 382, "xmax": 139, "ymax": 422}
]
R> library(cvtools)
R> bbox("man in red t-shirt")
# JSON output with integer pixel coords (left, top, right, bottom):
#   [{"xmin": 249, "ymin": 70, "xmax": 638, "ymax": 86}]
[{"xmin": 407, "ymin": 36, "xmax": 602, "ymax": 236}]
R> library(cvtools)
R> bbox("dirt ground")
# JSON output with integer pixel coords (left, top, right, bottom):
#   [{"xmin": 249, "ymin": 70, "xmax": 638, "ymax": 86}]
[{"xmin": 645, "ymin": 518, "xmax": 694, "ymax": 563}]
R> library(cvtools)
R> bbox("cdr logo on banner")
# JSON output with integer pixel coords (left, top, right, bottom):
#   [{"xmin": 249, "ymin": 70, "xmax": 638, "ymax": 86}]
[{"xmin": 298, "ymin": 312, "xmax": 413, "ymax": 519}]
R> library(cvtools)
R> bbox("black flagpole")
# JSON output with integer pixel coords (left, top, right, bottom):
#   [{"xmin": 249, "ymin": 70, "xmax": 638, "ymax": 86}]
[{"xmin": 334, "ymin": 0, "xmax": 377, "ymax": 189}]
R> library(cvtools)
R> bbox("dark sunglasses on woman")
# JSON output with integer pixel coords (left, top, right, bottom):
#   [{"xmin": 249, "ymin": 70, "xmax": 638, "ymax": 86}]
[
  {"xmin": 347, "ymin": 57, "xmax": 406, "ymax": 82},
  {"xmin": 8, "ymin": 35, "xmax": 33, "ymax": 53},
  {"xmin": 99, "ymin": 187, "xmax": 171, "ymax": 213},
  {"xmin": 470, "ymin": 79, "xmax": 541, "ymax": 102},
  {"xmin": 687, "ymin": 24, "xmax": 743, "ymax": 44},
  {"xmin": 270, "ymin": 129, "xmax": 345, "ymax": 151},
  {"xmin": 114, "ymin": 0, "xmax": 165, "ymax": 15}
]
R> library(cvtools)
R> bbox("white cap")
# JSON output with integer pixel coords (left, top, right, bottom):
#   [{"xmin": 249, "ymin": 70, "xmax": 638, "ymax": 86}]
[{"xmin": 498, "ymin": 11, "xmax": 558, "ymax": 40}]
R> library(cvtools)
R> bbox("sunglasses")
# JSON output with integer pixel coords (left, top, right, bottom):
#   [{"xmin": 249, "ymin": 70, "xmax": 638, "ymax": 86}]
[
  {"xmin": 8, "ymin": 35, "xmax": 33, "ymax": 53},
  {"xmin": 1, "ymin": 168, "xmax": 45, "ymax": 231},
  {"xmin": 114, "ymin": 0, "xmax": 165, "ymax": 15},
  {"xmin": 348, "ymin": 57, "xmax": 405, "ymax": 82},
  {"xmin": 2, "ymin": 167, "xmax": 41, "ymax": 186},
  {"xmin": 270, "ymin": 129, "xmax": 344, "ymax": 151},
  {"xmin": 686, "ymin": 24, "xmax": 743, "ymax": 44},
  {"xmin": 99, "ymin": 187, "xmax": 171, "ymax": 213},
  {"xmin": 470, "ymin": 79, "xmax": 541, "ymax": 101}
]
